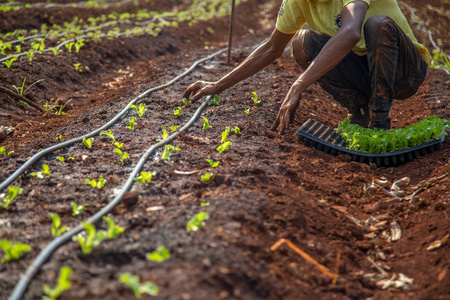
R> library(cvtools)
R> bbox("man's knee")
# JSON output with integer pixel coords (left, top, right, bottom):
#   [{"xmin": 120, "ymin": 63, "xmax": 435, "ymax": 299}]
[
  {"xmin": 364, "ymin": 15, "xmax": 394, "ymax": 37},
  {"xmin": 291, "ymin": 29, "xmax": 312, "ymax": 65}
]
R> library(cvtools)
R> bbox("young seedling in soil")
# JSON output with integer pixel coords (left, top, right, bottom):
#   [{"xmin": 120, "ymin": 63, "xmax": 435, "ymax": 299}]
[
  {"xmin": 55, "ymin": 135, "xmax": 62, "ymax": 141},
  {"xmin": 221, "ymin": 126, "xmax": 230, "ymax": 143},
  {"xmin": 161, "ymin": 144, "xmax": 180, "ymax": 160},
  {"xmin": 200, "ymin": 202, "xmax": 210, "ymax": 207},
  {"xmin": 114, "ymin": 142, "xmax": 124, "ymax": 149},
  {"xmin": 114, "ymin": 148, "xmax": 129, "ymax": 164},
  {"xmin": 251, "ymin": 91, "xmax": 261, "ymax": 104},
  {"xmin": 170, "ymin": 125, "xmax": 180, "ymax": 131},
  {"xmin": 216, "ymin": 141, "xmax": 231, "ymax": 153},
  {"xmin": 4, "ymin": 56, "xmax": 18, "ymax": 68},
  {"xmin": 56, "ymin": 156, "xmax": 64, "ymax": 162},
  {"xmin": 201, "ymin": 173, "xmax": 213, "ymax": 182},
  {"xmin": 65, "ymin": 42, "xmax": 75, "ymax": 53},
  {"xmin": 182, "ymin": 97, "xmax": 191, "ymax": 104},
  {"xmin": 130, "ymin": 103, "xmax": 146, "ymax": 117},
  {"xmin": 0, "ymin": 186, "xmax": 22, "ymax": 210},
  {"xmin": 244, "ymin": 108, "xmax": 250, "ymax": 114},
  {"xmin": 146, "ymin": 245, "xmax": 170, "ymax": 262},
  {"xmin": 74, "ymin": 63, "xmax": 83, "ymax": 73},
  {"xmin": 232, "ymin": 126, "xmax": 241, "ymax": 134},
  {"xmin": 30, "ymin": 164, "xmax": 51, "ymax": 179},
  {"xmin": 156, "ymin": 127, "xmax": 169, "ymax": 142},
  {"xmin": 173, "ymin": 106, "xmax": 181, "ymax": 117},
  {"xmin": 74, "ymin": 39, "xmax": 85, "ymax": 53},
  {"xmin": 206, "ymin": 159, "xmax": 220, "ymax": 168},
  {"xmin": 0, "ymin": 239, "xmax": 31, "ymax": 263},
  {"xmin": 71, "ymin": 202, "xmax": 85, "ymax": 217},
  {"xmin": 82, "ymin": 137, "xmax": 93, "ymax": 149},
  {"xmin": 100, "ymin": 129, "xmax": 116, "ymax": 143},
  {"xmin": 85, "ymin": 175, "xmax": 105, "ymax": 189},
  {"xmin": 119, "ymin": 273, "xmax": 159, "ymax": 298},
  {"xmin": 50, "ymin": 47, "xmax": 61, "ymax": 56},
  {"xmin": 73, "ymin": 216, "xmax": 123, "ymax": 254},
  {"xmin": 202, "ymin": 116, "xmax": 211, "ymax": 130},
  {"xmin": 12, "ymin": 77, "xmax": 44, "ymax": 96},
  {"xmin": 49, "ymin": 213, "xmax": 68, "ymax": 237},
  {"xmin": 0, "ymin": 146, "xmax": 14, "ymax": 156},
  {"xmin": 128, "ymin": 117, "xmax": 136, "ymax": 130},
  {"xmin": 42, "ymin": 266, "xmax": 72, "ymax": 300},
  {"xmin": 134, "ymin": 171, "xmax": 155, "ymax": 184},
  {"xmin": 207, "ymin": 95, "xmax": 220, "ymax": 106},
  {"xmin": 186, "ymin": 212, "xmax": 210, "ymax": 232}
]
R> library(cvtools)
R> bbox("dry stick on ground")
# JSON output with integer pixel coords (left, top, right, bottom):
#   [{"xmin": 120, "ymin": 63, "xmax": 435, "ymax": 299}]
[
  {"xmin": 270, "ymin": 238, "xmax": 338, "ymax": 281},
  {"xmin": 0, "ymin": 86, "xmax": 48, "ymax": 114}
]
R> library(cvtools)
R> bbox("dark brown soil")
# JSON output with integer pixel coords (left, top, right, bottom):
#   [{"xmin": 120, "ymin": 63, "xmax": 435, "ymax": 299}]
[{"xmin": 0, "ymin": 0, "xmax": 449, "ymax": 300}]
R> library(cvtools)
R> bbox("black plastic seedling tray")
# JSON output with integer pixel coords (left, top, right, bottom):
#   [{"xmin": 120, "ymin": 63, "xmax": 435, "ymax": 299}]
[{"xmin": 296, "ymin": 119, "xmax": 445, "ymax": 167}]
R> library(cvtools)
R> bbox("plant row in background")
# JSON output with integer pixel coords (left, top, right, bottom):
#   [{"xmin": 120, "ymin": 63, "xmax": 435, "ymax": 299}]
[
  {"xmin": 0, "ymin": 0, "xmax": 132, "ymax": 12},
  {"xmin": 1, "ymin": 0, "xmax": 249, "ymax": 68},
  {"xmin": 337, "ymin": 115, "xmax": 449, "ymax": 153}
]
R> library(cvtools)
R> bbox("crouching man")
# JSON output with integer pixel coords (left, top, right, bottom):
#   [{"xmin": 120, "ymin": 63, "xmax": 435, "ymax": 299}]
[{"xmin": 183, "ymin": 0, "xmax": 430, "ymax": 134}]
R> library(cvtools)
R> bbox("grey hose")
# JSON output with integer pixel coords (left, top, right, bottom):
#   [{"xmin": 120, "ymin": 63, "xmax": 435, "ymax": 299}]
[
  {"xmin": 9, "ymin": 96, "xmax": 210, "ymax": 300},
  {"xmin": 0, "ymin": 48, "xmax": 225, "ymax": 192}
]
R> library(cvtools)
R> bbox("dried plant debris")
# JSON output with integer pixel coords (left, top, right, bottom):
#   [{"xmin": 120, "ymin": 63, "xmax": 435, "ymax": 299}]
[
  {"xmin": 377, "ymin": 273, "xmax": 414, "ymax": 290},
  {"xmin": 426, "ymin": 234, "xmax": 449, "ymax": 251}
]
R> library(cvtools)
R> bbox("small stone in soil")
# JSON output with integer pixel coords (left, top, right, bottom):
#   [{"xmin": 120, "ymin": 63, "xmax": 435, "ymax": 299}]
[{"xmin": 121, "ymin": 191, "xmax": 139, "ymax": 209}]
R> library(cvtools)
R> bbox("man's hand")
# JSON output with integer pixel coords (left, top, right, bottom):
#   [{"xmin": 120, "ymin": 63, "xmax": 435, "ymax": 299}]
[
  {"xmin": 183, "ymin": 81, "xmax": 222, "ymax": 102},
  {"xmin": 271, "ymin": 88, "xmax": 302, "ymax": 135}
]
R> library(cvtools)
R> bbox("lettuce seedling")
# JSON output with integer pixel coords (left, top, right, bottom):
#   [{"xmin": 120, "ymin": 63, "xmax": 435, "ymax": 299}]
[
  {"xmin": 170, "ymin": 125, "xmax": 180, "ymax": 131},
  {"xmin": 200, "ymin": 202, "xmax": 210, "ymax": 207},
  {"xmin": 73, "ymin": 222, "xmax": 106, "ymax": 254},
  {"xmin": 0, "ymin": 146, "xmax": 13, "ymax": 156},
  {"xmin": 130, "ymin": 103, "xmax": 146, "ymax": 117},
  {"xmin": 206, "ymin": 159, "xmax": 220, "ymax": 168},
  {"xmin": 55, "ymin": 135, "xmax": 62, "ymax": 140},
  {"xmin": 201, "ymin": 173, "xmax": 213, "ymax": 182},
  {"xmin": 42, "ymin": 266, "xmax": 72, "ymax": 300},
  {"xmin": 114, "ymin": 148, "xmax": 129, "ymax": 164},
  {"xmin": 202, "ymin": 116, "xmax": 211, "ymax": 130},
  {"xmin": 0, "ymin": 186, "xmax": 23, "ymax": 209},
  {"xmin": 82, "ymin": 137, "xmax": 93, "ymax": 149},
  {"xmin": 50, "ymin": 47, "xmax": 61, "ymax": 56},
  {"xmin": 232, "ymin": 126, "xmax": 241, "ymax": 134},
  {"xmin": 119, "ymin": 273, "xmax": 159, "ymax": 298},
  {"xmin": 71, "ymin": 202, "xmax": 85, "ymax": 217},
  {"xmin": 186, "ymin": 212, "xmax": 210, "ymax": 232},
  {"xmin": 251, "ymin": 91, "xmax": 261, "ymax": 104},
  {"xmin": 0, "ymin": 239, "xmax": 31, "ymax": 263},
  {"xmin": 207, "ymin": 95, "xmax": 220, "ymax": 106},
  {"xmin": 50, "ymin": 213, "xmax": 68, "ymax": 237},
  {"xmin": 103, "ymin": 216, "xmax": 125, "ymax": 239},
  {"xmin": 221, "ymin": 127, "xmax": 230, "ymax": 143},
  {"xmin": 134, "ymin": 171, "xmax": 155, "ymax": 184},
  {"xmin": 56, "ymin": 156, "xmax": 64, "ymax": 162},
  {"xmin": 128, "ymin": 117, "xmax": 136, "ymax": 131},
  {"xmin": 74, "ymin": 63, "xmax": 83, "ymax": 73},
  {"xmin": 216, "ymin": 141, "xmax": 231, "ymax": 153},
  {"xmin": 244, "ymin": 108, "xmax": 250, "ymax": 114},
  {"xmin": 65, "ymin": 42, "xmax": 74, "ymax": 52},
  {"xmin": 85, "ymin": 175, "xmax": 105, "ymax": 189},
  {"xmin": 161, "ymin": 144, "xmax": 180, "ymax": 160},
  {"xmin": 30, "ymin": 164, "xmax": 51, "ymax": 179},
  {"xmin": 100, "ymin": 129, "xmax": 116, "ymax": 143},
  {"xmin": 173, "ymin": 106, "xmax": 181, "ymax": 117},
  {"xmin": 146, "ymin": 245, "xmax": 170, "ymax": 262},
  {"xmin": 4, "ymin": 56, "xmax": 18, "ymax": 68},
  {"xmin": 156, "ymin": 127, "xmax": 169, "ymax": 142},
  {"xmin": 182, "ymin": 98, "xmax": 191, "ymax": 104}
]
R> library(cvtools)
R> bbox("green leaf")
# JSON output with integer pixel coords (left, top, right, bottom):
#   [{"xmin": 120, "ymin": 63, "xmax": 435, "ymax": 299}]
[
  {"xmin": 251, "ymin": 91, "xmax": 261, "ymax": 104},
  {"xmin": 173, "ymin": 106, "xmax": 181, "ymax": 117},
  {"xmin": 201, "ymin": 173, "xmax": 213, "ymax": 182},
  {"xmin": 207, "ymin": 95, "xmax": 220, "ymax": 106},
  {"xmin": 50, "ymin": 213, "xmax": 68, "ymax": 236},
  {"xmin": 146, "ymin": 245, "xmax": 170, "ymax": 262},
  {"xmin": 221, "ymin": 127, "xmax": 230, "ymax": 143},
  {"xmin": 82, "ymin": 137, "xmax": 93, "ymax": 149},
  {"xmin": 202, "ymin": 116, "xmax": 211, "ymax": 130},
  {"xmin": 232, "ymin": 126, "xmax": 241, "ymax": 134},
  {"xmin": 186, "ymin": 212, "xmax": 210, "ymax": 232},
  {"xmin": 71, "ymin": 202, "xmax": 85, "ymax": 217},
  {"xmin": 0, "ymin": 239, "xmax": 31, "ymax": 263},
  {"xmin": 42, "ymin": 266, "xmax": 72, "ymax": 300},
  {"xmin": 244, "ymin": 108, "xmax": 250, "ymax": 114},
  {"xmin": 120, "ymin": 273, "xmax": 159, "ymax": 298},
  {"xmin": 216, "ymin": 141, "xmax": 231, "ymax": 153},
  {"xmin": 206, "ymin": 159, "xmax": 220, "ymax": 168}
]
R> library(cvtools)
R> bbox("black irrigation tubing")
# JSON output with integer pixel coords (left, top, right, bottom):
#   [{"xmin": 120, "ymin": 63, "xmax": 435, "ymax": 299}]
[
  {"xmin": 9, "ymin": 95, "xmax": 211, "ymax": 300},
  {"xmin": 0, "ymin": 47, "xmax": 225, "ymax": 192}
]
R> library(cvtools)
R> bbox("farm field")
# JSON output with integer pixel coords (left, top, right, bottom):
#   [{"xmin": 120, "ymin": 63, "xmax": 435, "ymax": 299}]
[{"xmin": 0, "ymin": 0, "xmax": 449, "ymax": 299}]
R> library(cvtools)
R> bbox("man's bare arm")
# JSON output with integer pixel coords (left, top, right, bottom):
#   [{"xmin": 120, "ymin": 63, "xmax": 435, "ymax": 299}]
[
  {"xmin": 183, "ymin": 29, "xmax": 295, "ymax": 101},
  {"xmin": 272, "ymin": 1, "xmax": 369, "ymax": 134}
]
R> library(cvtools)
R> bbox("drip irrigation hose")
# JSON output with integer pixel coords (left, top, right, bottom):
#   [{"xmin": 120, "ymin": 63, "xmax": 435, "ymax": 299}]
[
  {"xmin": 9, "ymin": 96, "xmax": 211, "ymax": 300},
  {"xmin": 0, "ymin": 48, "xmax": 225, "ymax": 192}
]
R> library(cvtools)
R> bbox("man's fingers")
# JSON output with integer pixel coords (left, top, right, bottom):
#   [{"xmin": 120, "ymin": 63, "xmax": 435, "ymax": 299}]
[
  {"xmin": 271, "ymin": 115, "xmax": 281, "ymax": 131},
  {"xmin": 183, "ymin": 82, "xmax": 203, "ymax": 100},
  {"xmin": 279, "ymin": 111, "xmax": 290, "ymax": 135}
]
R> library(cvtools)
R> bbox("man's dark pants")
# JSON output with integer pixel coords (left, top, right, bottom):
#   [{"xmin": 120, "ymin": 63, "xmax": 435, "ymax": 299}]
[{"xmin": 291, "ymin": 15, "xmax": 427, "ymax": 129}]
